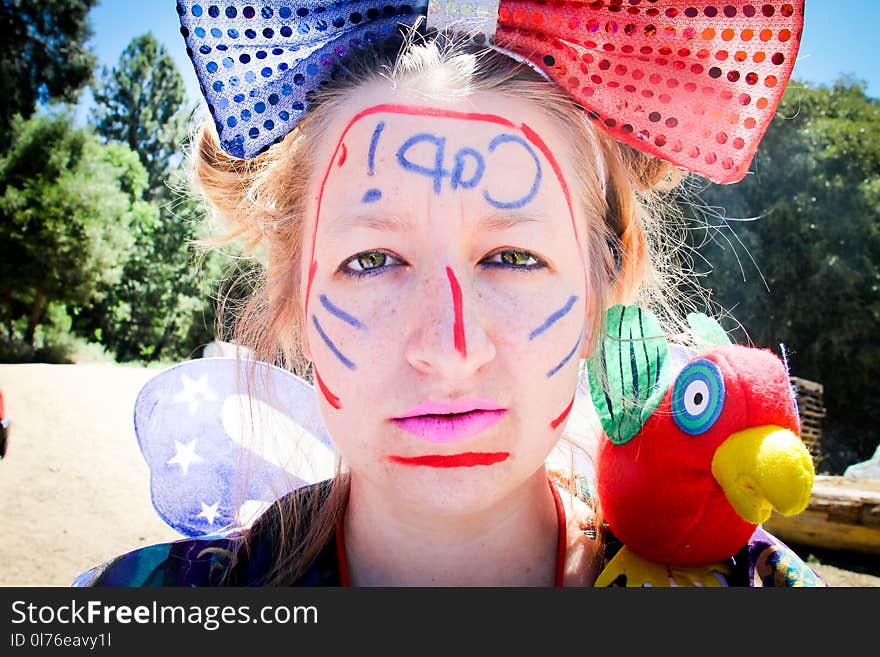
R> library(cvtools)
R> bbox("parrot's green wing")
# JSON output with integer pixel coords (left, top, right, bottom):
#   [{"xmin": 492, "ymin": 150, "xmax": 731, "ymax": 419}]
[
  {"xmin": 686, "ymin": 312, "xmax": 732, "ymax": 348},
  {"xmin": 587, "ymin": 305, "xmax": 671, "ymax": 445}
]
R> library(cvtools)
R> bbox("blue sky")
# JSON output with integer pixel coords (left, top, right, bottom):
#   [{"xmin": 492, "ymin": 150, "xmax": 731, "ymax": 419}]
[{"xmin": 79, "ymin": 0, "xmax": 879, "ymax": 117}]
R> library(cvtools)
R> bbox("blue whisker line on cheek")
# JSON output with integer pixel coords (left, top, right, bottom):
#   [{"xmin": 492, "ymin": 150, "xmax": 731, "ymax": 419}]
[
  {"xmin": 319, "ymin": 294, "xmax": 367, "ymax": 330},
  {"xmin": 312, "ymin": 315, "xmax": 357, "ymax": 370},
  {"xmin": 546, "ymin": 329, "xmax": 583, "ymax": 378},
  {"xmin": 529, "ymin": 295, "xmax": 578, "ymax": 340}
]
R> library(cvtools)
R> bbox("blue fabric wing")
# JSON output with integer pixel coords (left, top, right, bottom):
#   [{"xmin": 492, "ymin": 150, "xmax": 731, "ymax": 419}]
[{"xmin": 134, "ymin": 357, "xmax": 337, "ymax": 537}]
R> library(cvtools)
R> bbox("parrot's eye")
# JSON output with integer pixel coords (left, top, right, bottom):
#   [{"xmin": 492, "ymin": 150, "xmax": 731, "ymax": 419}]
[{"xmin": 671, "ymin": 358, "xmax": 725, "ymax": 435}]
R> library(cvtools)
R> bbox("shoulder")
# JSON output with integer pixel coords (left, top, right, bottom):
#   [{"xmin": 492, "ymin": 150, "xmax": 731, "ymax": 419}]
[
  {"xmin": 75, "ymin": 480, "xmax": 340, "ymax": 588},
  {"xmin": 222, "ymin": 479, "xmax": 342, "ymax": 586},
  {"xmin": 734, "ymin": 525, "xmax": 827, "ymax": 587},
  {"xmin": 594, "ymin": 526, "xmax": 827, "ymax": 587},
  {"xmin": 72, "ymin": 533, "xmax": 245, "ymax": 587},
  {"xmin": 549, "ymin": 470, "xmax": 603, "ymax": 586},
  {"xmin": 548, "ymin": 469, "xmax": 826, "ymax": 587}
]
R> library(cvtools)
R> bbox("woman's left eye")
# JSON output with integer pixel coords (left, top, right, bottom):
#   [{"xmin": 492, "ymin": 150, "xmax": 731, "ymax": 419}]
[
  {"xmin": 339, "ymin": 250, "xmax": 404, "ymax": 278},
  {"xmin": 481, "ymin": 249, "xmax": 545, "ymax": 270}
]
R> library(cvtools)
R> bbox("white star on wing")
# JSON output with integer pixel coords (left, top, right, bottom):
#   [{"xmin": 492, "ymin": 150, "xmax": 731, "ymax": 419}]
[
  {"xmin": 172, "ymin": 373, "xmax": 217, "ymax": 416},
  {"xmin": 196, "ymin": 501, "xmax": 221, "ymax": 525},
  {"xmin": 166, "ymin": 438, "xmax": 204, "ymax": 477}
]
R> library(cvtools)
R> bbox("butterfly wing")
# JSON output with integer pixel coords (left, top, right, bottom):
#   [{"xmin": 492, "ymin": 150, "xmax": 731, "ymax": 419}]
[{"xmin": 134, "ymin": 357, "xmax": 337, "ymax": 537}]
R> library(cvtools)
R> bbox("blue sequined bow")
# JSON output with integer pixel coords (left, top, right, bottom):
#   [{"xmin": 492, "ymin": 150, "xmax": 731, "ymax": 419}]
[
  {"xmin": 177, "ymin": 1, "xmax": 807, "ymax": 184},
  {"xmin": 177, "ymin": 0, "xmax": 428, "ymax": 158}
]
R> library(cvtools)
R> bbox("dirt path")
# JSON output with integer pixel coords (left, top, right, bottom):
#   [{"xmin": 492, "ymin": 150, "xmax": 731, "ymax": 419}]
[
  {"xmin": 0, "ymin": 363, "xmax": 179, "ymax": 586},
  {"xmin": 0, "ymin": 362, "xmax": 877, "ymax": 587}
]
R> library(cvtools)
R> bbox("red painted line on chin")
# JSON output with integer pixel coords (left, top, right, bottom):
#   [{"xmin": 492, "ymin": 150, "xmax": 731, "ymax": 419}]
[
  {"xmin": 550, "ymin": 395, "xmax": 575, "ymax": 429},
  {"xmin": 387, "ymin": 452, "xmax": 509, "ymax": 467},
  {"xmin": 314, "ymin": 367, "xmax": 341, "ymax": 409},
  {"xmin": 445, "ymin": 266, "xmax": 467, "ymax": 358}
]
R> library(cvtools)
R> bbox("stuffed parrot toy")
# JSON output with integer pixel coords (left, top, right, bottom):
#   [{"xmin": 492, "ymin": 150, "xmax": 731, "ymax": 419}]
[{"xmin": 587, "ymin": 305, "xmax": 815, "ymax": 587}]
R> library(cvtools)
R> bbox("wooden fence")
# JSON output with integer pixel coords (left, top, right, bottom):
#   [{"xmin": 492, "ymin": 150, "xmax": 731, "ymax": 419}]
[{"xmin": 791, "ymin": 376, "xmax": 825, "ymax": 456}]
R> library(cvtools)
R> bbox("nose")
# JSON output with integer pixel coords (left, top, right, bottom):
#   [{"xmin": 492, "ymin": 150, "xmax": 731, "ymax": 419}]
[{"xmin": 404, "ymin": 265, "xmax": 496, "ymax": 378}]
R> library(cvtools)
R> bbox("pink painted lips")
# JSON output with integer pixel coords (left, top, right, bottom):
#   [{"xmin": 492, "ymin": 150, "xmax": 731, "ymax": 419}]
[{"xmin": 391, "ymin": 398, "xmax": 507, "ymax": 443}]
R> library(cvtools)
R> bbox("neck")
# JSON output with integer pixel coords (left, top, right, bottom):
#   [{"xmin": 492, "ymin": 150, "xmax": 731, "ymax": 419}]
[{"xmin": 342, "ymin": 467, "xmax": 561, "ymax": 586}]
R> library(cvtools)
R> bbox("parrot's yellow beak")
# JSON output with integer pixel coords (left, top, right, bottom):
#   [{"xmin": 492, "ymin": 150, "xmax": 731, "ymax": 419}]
[{"xmin": 711, "ymin": 426, "xmax": 815, "ymax": 524}]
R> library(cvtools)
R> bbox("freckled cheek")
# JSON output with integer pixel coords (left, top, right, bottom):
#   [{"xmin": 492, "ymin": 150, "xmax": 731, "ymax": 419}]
[
  {"xmin": 306, "ymin": 293, "xmax": 397, "ymax": 370},
  {"xmin": 480, "ymin": 300, "xmax": 543, "ymax": 355}
]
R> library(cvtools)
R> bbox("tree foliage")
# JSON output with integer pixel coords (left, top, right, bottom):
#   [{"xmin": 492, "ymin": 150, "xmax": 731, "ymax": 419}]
[
  {"xmin": 0, "ymin": 113, "xmax": 149, "ymax": 345},
  {"xmin": 686, "ymin": 78, "xmax": 880, "ymax": 471},
  {"xmin": 90, "ymin": 33, "xmax": 189, "ymax": 200},
  {"xmin": 77, "ymin": 34, "xmax": 219, "ymax": 362},
  {"xmin": 0, "ymin": 0, "xmax": 98, "ymax": 142},
  {"xmin": 74, "ymin": 174, "xmax": 223, "ymax": 362}
]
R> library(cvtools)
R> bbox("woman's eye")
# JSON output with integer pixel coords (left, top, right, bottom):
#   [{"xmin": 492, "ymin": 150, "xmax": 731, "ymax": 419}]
[
  {"xmin": 482, "ymin": 249, "xmax": 545, "ymax": 270},
  {"xmin": 341, "ymin": 251, "xmax": 402, "ymax": 277}
]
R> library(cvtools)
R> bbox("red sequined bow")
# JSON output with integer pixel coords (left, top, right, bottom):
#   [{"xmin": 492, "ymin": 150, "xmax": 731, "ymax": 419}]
[
  {"xmin": 492, "ymin": 1, "xmax": 804, "ymax": 183},
  {"xmin": 180, "ymin": 1, "xmax": 804, "ymax": 183}
]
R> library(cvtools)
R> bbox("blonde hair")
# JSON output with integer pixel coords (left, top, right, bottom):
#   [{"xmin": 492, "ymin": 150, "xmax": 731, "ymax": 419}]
[{"xmin": 190, "ymin": 35, "xmax": 695, "ymax": 585}]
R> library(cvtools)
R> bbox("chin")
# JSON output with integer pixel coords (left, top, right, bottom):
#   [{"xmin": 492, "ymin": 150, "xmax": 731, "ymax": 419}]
[{"xmin": 381, "ymin": 453, "xmax": 537, "ymax": 515}]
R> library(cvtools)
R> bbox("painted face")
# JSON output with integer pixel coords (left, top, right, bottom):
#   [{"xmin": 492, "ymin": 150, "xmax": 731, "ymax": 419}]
[{"xmin": 301, "ymin": 86, "xmax": 592, "ymax": 514}]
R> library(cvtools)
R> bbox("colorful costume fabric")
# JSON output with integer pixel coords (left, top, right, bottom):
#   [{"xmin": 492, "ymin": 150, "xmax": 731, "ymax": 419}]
[{"xmin": 72, "ymin": 480, "xmax": 825, "ymax": 588}]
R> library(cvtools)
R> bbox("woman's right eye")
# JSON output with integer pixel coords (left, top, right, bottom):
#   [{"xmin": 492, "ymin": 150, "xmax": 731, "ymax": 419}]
[{"xmin": 340, "ymin": 251, "xmax": 403, "ymax": 278}]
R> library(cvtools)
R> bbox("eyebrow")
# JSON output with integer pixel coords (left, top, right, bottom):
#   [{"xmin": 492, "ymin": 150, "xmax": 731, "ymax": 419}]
[
  {"xmin": 478, "ymin": 213, "xmax": 544, "ymax": 232},
  {"xmin": 324, "ymin": 211, "xmax": 546, "ymax": 236},
  {"xmin": 325, "ymin": 213, "xmax": 413, "ymax": 236}
]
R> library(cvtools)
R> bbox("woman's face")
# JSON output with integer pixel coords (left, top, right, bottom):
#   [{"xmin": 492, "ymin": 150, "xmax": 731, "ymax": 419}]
[{"xmin": 300, "ymin": 82, "xmax": 593, "ymax": 513}]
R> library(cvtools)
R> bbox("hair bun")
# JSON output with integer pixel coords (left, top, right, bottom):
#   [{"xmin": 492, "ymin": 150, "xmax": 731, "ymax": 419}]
[{"xmin": 618, "ymin": 143, "xmax": 682, "ymax": 193}]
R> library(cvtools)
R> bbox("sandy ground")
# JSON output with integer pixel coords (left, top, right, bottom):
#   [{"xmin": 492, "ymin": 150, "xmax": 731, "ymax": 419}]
[
  {"xmin": 0, "ymin": 363, "xmax": 180, "ymax": 586},
  {"xmin": 0, "ymin": 362, "xmax": 877, "ymax": 587}
]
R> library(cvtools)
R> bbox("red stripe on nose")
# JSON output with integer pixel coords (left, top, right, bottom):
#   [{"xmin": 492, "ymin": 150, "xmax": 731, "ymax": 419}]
[{"xmin": 445, "ymin": 266, "xmax": 467, "ymax": 358}]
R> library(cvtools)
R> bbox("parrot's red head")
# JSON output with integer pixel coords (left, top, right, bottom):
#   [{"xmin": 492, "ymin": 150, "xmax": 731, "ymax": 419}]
[{"xmin": 588, "ymin": 306, "xmax": 815, "ymax": 566}]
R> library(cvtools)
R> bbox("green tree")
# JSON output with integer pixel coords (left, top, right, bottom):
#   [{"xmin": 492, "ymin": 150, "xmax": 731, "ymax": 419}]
[
  {"xmin": 76, "ymin": 174, "xmax": 222, "ymax": 362},
  {"xmin": 77, "ymin": 33, "xmax": 221, "ymax": 362},
  {"xmin": 0, "ymin": 113, "xmax": 150, "ymax": 345},
  {"xmin": 90, "ymin": 33, "xmax": 189, "ymax": 200},
  {"xmin": 0, "ymin": 0, "xmax": 98, "ymax": 143},
  {"xmin": 686, "ymin": 78, "xmax": 880, "ymax": 471}
]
